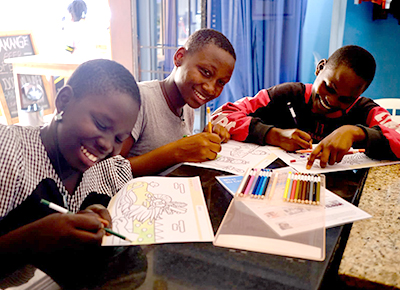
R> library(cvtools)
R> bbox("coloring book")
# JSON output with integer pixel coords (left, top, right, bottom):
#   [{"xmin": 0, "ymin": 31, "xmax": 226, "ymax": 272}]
[
  {"xmin": 185, "ymin": 140, "xmax": 277, "ymax": 175},
  {"xmin": 102, "ymin": 176, "xmax": 214, "ymax": 246}
]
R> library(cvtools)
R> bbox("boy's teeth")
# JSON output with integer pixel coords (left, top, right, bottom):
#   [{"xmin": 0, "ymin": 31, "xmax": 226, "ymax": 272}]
[
  {"xmin": 320, "ymin": 97, "xmax": 331, "ymax": 110},
  {"xmin": 81, "ymin": 146, "xmax": 98, "ymax": 162},
  {"xmin": 195, "ymin": 90, "xmax": 206, "ymax": 100}
]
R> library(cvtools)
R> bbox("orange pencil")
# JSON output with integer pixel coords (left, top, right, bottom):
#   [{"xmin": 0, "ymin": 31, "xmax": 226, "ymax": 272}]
[
  {"xmin": 290, "ymin": 173, "xmax": 298, "ymax": 202},
  {"xmin": 295, "ymin": 148, "xmax": 365, "ymax": 154}
]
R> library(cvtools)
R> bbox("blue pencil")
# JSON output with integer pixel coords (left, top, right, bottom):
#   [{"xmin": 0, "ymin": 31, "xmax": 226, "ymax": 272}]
[
  {"xmin": 251, "ymin": 169, "xmax": 264, "ymax": 197},
  {"xmin": 254, "ymin": 170, "xmax": 266, "ymax": 198},
  {"xmin": 260, "ymin": 170, "xmax": 272, "ymax": 199}
]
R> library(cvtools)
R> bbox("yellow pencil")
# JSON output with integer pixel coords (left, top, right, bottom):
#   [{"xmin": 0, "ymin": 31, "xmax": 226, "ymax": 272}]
[
  {"xmin": 283, "ymin": 172, "xmax": 292, "ymax": 200},
  {"xmin": 207, "ymin": 107, "xmax": 212, "ymax": 133}
]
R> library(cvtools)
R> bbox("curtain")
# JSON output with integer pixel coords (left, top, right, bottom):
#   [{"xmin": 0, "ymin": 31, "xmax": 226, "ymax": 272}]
[{"xmin": 207, "ymin": 0, "xmax": 308, "ymax": 111}]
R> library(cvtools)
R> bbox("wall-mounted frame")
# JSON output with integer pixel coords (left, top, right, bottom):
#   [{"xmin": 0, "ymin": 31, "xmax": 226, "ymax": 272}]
[{"xmin": 0, "ymin": 31, "xmax": 53, "ymax": 124}]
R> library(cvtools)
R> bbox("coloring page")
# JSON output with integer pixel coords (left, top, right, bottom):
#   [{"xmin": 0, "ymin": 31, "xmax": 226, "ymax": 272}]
[
  {"xmin": 268, "ymin": 145, "xmax": 400, "ymax": 173},
  {"xmin": 102, "ymin": 176, "xmax": 214, "ymax": 246},
  {"xmin": 185, "ymin": 140, "xmax": 277, "ymax": 175}
]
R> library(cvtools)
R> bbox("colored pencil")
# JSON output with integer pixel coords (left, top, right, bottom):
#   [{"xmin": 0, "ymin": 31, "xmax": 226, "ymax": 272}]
[
  {"xmin": 247, "ymin": 169, "xmax": 260, "ymax": 196},
  {"xmin": 40, "ymin": 199, "xmax": 133, "ymax": 243},
  {"xmin": 268, "ymin": 172, "xmax": 279, "ymax": 200},
  {"xmin": 207, "ymin": 107, "xmax": 212, "ymax": 133},
  {"xmin": 283, "ymin": 172, "xmax": 292, "ymax": 201},
  {"xmin": 295, "ymin": 148, "xmax": 365, "ymax": 154},
  {"xmin": 307, "ymin": 174, "xmax": 313, "ymax": 204},
  {"xmin": 311, "ymin": 175, "xmax": 317, "ymax": 205},
  {"xmin": 290, "ymin": 173, "xmax": 298, "ymax": 202},
  {"xmin": 316, "ymin": 175, "xmax": 321, "ymax": 205},
  {"xmin": 260, "ymin": 170, "xmax": 272, "ymax": 199},
  {"xmin": 286, "ymin": 173, "xmax": 294, "ymax": 201},
  {"xmin": 243, "ymin": 169, "xmax": 257, "ymax": 196},
  {"xmin": 237, "ymin": 168, "xmax": 252, "ymax": 197},
  {"xmin": 251, "ymin": 169, "xmax": 264, "ymax": 197}
]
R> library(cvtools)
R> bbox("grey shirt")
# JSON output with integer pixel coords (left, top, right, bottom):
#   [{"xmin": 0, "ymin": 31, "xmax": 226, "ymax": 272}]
[{"xmin": 128, "ymin": 80, "xmax": 194, "ymax": 157}]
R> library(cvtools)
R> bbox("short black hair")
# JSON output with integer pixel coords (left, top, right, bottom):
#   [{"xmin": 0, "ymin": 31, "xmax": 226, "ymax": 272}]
[
  {"xmin": 326, "ymin": 45, "xmax": 376, "ymax": 88},
  {"xmin": 184, "ymin": 28, "xmax": 236, "ymax": 60},
  {"xmin": 68, "ymin": 0, "xmax": 87, "ymax": 22},
  {"xmin": 66, "ymin": 59, "xmax": 141, "ymax": 108}
]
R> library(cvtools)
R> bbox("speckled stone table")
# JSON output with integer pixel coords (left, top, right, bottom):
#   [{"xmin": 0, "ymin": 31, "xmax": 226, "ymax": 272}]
[{"xmin": 339, "ymin": 164, "xmax": 400, "ymax": 289}]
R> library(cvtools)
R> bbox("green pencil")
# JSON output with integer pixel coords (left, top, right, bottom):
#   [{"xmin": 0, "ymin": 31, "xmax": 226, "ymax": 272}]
[{"xmin": 40, "ymin": 199, "xmax": 133, "ymax": 243}]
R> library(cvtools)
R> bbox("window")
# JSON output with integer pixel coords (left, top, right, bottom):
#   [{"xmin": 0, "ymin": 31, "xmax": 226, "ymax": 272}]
[{"xmin": 132, "ymin": 0, "xmax": 205, "ymax": 132}]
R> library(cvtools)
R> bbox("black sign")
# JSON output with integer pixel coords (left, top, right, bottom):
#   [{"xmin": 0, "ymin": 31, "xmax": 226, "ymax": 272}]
[{"xmin": 0, "ymin": 34, "xmax": 49, "ymax": 119}]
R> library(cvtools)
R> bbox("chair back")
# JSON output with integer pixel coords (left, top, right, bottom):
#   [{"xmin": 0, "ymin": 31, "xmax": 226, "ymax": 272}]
[{"xmin": 374, "ymin": 98, "xmax": 400, "ymax": 122}]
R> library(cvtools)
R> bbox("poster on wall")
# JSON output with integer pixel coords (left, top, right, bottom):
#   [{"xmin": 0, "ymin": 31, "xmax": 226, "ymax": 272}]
[{"xmin": 0, "ymin": 32, "xmax": 50, "ymax": 124}]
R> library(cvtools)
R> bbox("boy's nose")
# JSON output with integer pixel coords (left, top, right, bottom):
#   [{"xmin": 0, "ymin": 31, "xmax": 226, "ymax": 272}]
[
  {"xmin": 203, "ymin": 80, "xmax": 220, "ymax": 99},
  {"xmin": 97, "ymin": 137, "xmax": 114, "ymax": 156}
]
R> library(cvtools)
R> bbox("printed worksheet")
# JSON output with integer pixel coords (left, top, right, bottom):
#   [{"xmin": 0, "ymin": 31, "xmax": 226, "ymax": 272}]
[
  {"xmin": 216, "ymin": 170, "xmax": 372, "ymax": 229},
  {"xmin": 102, "ymin": 176, "xmax": 214, "ymax": 246},
  {"xmin": 185, "ymin": 140, "xmax": 277, "ymax": 175},
  {"xmin": 268, "ymin": 145, "xmax": 400, "ymax": 173},
  {"xmin": 239, "ymin": 168, "xmax": 325, "ymax": 237}
]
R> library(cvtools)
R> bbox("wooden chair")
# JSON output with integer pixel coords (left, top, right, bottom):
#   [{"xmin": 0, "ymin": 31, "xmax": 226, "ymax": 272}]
[{"xmin": 374, "ymin": 98, "xmax": 400, "ymax": 122}]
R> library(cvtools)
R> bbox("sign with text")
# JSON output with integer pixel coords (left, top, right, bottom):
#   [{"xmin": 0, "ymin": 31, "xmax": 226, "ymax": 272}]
[{"xmin": 0, "ymin": 32, "xmax": 49, "ymax": 123}]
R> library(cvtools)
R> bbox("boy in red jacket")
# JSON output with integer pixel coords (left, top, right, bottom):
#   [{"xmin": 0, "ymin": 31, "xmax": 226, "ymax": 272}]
[{"xmin": 211, "ymin": 45, "xmax": 400, "ymax": 169}]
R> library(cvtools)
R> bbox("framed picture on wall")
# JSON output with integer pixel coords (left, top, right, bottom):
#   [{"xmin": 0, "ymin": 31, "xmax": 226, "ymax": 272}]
[{"xmin": 0, "ymin": 31, "xmax": 52, "ymax": 124}]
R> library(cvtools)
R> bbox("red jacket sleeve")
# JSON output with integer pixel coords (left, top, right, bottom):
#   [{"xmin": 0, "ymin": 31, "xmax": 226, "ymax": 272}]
[
  {"xmin": 211, "ymin": 90, "xmax": 271, "ymax": 141},
  {"xmin": 365, "ymin": 106, "xmax": 400, "ymax": 158}
]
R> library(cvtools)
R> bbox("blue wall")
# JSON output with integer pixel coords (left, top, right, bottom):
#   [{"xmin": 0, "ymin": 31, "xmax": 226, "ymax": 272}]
[
  {"xmin": 300, "ymin": 0, "xmax": 400, "ymax": 100},
  {"xmin": 343, "ymin": 1, "xmax": 400, "ymax": 100},
  {"xmin": 299, "ymin": 0, "xmax": 332, "ymax": 84}
]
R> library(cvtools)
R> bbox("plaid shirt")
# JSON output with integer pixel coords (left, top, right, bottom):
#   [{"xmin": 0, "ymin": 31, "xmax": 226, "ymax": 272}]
[{"xmin": 0, "ymin": 125, "xmax": 133, "ymax": 218}]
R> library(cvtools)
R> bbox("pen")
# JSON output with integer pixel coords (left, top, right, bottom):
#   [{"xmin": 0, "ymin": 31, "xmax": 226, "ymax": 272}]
[
  {"xmin": 40, "ymin": 199, "xmax": 133, "ymax": 243},
  {"xmin": 207, "ymin": 107, "xmax": 212, "ymax": 133},
  {"xmin": 295, "ymin": 148, "xmax": 366, "ymax": 154},
  {"xmin": 287, "ymin": 102, "xmax": 298, "ymax": 126}
]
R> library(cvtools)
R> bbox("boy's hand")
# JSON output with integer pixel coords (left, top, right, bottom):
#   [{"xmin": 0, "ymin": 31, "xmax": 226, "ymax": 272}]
[
  {"xmin": 175, "ymin": 132, "xmax": 222, "ymax": 162},
  {"xmin": 204, "ymin": 124, "xmax": 230, "ymax": 143},
  {"xmin": 30, "ymin": 211, "xmax": 107, "ymax": 253},
  {"xmin": 306, "ymin": 125, "xmax": 366, "ymax": 169},
  {"xmin": 266, "ymin": 128, "xmax": 312, "ymax": 152},
  {"xmin": 79, "ymin": 204, "xmax": 112, "ymax": 232}
]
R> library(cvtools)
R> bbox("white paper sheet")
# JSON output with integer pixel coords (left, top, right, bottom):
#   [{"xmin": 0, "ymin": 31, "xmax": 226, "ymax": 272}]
[
  {"xmin": 102, "ymin": 176, "xmax": 214, "ymax": 246},
  {"xmin": 184, "ymin": 140, "xmax": 277, "ymax": 175},
  {"xmin": 268, "ymin": 145, "xmax": 400, "ymax": 173},
  {"xmin": 216, "ymin": 172, "xmax": 372, "ymax": 229}
]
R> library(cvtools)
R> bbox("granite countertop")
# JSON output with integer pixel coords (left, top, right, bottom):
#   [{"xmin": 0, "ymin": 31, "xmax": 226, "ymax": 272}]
[{"xmin": 339, "ymin": 164, "xmax": 400, "ymax": 289}]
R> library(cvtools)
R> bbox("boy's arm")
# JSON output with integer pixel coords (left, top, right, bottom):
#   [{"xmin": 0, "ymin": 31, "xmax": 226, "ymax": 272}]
[
  {"xmin": 123, "ymin": 133, "xmax": 223, "ymax": 177},
  {"xmin": 307, "ymin": 105, "xmax": 400, "ymax": 169},
  {"xmin": 211, "ymin": 89, "xmax": 271, "ymax": 141},
  {"xmin": 361, "ymin": 106, "xmax": 400, "ymax": 159},
  {"xmin": 306, "ymin": 125, "xmax": 366, "ymax": 169},
  {"xmin": 211, "ymin": 86, "xmax": 312, "ymax": 149}
]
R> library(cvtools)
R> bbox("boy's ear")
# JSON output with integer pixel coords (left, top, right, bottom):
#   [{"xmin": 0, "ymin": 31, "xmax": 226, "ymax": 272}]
[
  {"xmin": 55, "ymin": 85, "xmax": 74, "ymax": 113},
  {"xmin": 173, "ymin": 47, "xmax": 187, "ymax": 67},
  {"xmin": 315, "ymin": 59, "xmax": 327, "ymax": 76}
]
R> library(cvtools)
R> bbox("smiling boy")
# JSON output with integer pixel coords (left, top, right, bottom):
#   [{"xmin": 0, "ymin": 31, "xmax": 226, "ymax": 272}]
[
  {"xmin": 0, "ymin": 59, "xmax": 146, "ymax": 289},
  {"xmin": 211, "ymin": 45, "xmax": 400, "ymax": 169},
  {"xmin": 122, "ymin": 28, "xmax": 236, "ymax": 176}
]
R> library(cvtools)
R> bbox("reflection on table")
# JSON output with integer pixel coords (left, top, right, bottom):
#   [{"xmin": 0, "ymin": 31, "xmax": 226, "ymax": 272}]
[{"xmin": 134, "ymin": 161, "xmax": 369, "ymax": 290}]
